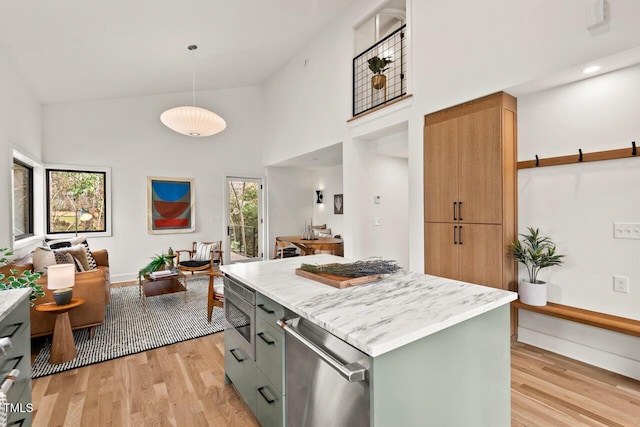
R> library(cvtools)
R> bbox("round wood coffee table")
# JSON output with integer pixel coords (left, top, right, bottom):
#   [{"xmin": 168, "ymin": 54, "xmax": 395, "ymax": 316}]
[{"xmin": 35, "ymin": 298, "xmax": 86, "ymax": 364}]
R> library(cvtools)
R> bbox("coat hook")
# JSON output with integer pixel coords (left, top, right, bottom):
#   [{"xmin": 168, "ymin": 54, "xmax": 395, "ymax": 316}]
[
  {"xmin": 535, "ymin": 155, "xmax": 539, "ymax": 167},
  {"xmin": 578, "ymin": 149, "xmax": 583, "ymax": 162},
  {"xmin": 633, "ymin": 141, "xmax": 637, "ymax": 156}
]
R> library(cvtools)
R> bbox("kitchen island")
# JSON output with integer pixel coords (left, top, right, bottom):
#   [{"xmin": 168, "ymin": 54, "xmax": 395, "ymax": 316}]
[
  {"xmin": 221, "ymin": 255, "xmax": 517, "ymax": 427},
  {"xmin": 0, "ymin": 288, "xmax": 32, "ymax": 427}
]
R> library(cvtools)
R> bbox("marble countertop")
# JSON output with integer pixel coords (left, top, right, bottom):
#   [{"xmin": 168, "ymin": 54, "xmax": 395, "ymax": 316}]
[
  {"xmin": 0, "ymin": 288, "xmax": 31, "ymax": 323},
  {"xmin": 221, "ymin": 255, "xmax": 517, "ymax": 357}
]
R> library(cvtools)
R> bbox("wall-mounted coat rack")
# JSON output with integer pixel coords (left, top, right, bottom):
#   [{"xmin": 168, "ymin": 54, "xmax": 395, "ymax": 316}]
[{"xmin": 517, "ymin": 141, "xmax": 637, "ymax": 170}]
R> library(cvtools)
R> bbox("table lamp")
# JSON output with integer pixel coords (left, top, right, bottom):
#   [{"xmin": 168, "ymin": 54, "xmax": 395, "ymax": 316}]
[{"xmin": 47, "ymin": 264, "xmax": 76, "ymax": 305}]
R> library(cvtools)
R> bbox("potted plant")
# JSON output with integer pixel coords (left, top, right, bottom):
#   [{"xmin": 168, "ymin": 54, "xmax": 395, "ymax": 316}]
[
  {"xmin": 367, "ymin": 56, "xmax": 393, "ymax": 90},
  {"xmin": 0, "ymin": 247, "xmax": 45, "ymax": 307},
  {"xmin": 139, "ymin": 253, "xmax": 173, "ymax": 278},
  {"xmin": 509, "ymin": 227, "xmax": 565, "ymax": 306}
]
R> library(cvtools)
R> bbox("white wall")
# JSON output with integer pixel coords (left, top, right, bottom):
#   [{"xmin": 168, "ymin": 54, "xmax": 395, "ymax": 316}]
[
  {"xmin": 266, "ymin": 166, "xmax": 314, "ymax": 258},
  {"xmin": 263, "ymin": 0, "xmax": 640, "ymax": 273},
  {"xmin": 312, "ymin": 165, "xmax": 344, "ymax": 236},
  {"xmin": 43, "ymin": 86, "xmax": 265, "ymax": 282},
  {"xmin": 262, "ymin": 0, "xmax": 640, "ymax": 378},
  {"xmin": 517, "ymin": 64, "xmax": 640, "ymax": 379},
  {"xmin": 356, "ymin": 143, "xmax": 409, "ymax": 267},
  {"xmin": 0, "ymin": 48, "xmax": 42, "ymax": 255}
]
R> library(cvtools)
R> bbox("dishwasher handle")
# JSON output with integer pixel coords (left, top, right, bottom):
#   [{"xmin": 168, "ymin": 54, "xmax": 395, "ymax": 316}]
[{"xmin": 277, "ymin": 318, "xmax": 368, "ymax": 382}]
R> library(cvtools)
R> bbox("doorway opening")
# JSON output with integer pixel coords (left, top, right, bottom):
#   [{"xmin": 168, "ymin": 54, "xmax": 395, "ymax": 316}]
[{"xmin": 226, "ymin": 177, "xmax": 263, "ymax": 263}]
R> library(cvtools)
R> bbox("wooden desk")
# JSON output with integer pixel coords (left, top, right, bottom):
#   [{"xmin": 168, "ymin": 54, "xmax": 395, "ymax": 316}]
[
  {"xmin": 35, "ymin": 298, "xmax": 86, "ymax": 364},
  {"xmin": 276, "ymin": 235, "xmax": 343, "ymax": 256}
]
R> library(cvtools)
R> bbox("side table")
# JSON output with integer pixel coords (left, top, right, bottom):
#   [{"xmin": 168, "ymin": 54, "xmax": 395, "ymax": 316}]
[{"xmin": 34, "ymin": 298, "xmax": 86, "ymax": 364}]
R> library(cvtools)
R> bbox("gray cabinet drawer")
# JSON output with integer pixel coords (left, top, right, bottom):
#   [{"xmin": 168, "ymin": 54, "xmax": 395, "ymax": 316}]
[
  {"xmin": 1, "ymin": 299, "xmax": 29, "ymax": 344},
  {"xmin": 256, "ymin": 293, "xmax": 285, "ymax": 325},
  {"xmin": 256, "ymin": 316, "xmax": 285, "ymax": 394},
  {"xmin": 7, "ymin": 383, "xmax": 32, "ymax": 427},
  {"xmin": 1, "ymin": 296, "xmax": 31, "ymax": 423},
  {"xmin": 256, "ymin": 369, "xmax": 285, "ymax": 427},
  {"xmin": 224, "ymin": 332, "xmax": 256, "ymax": 413}
]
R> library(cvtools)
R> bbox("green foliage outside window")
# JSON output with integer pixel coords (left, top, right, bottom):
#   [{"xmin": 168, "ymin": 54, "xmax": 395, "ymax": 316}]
[{"xmin": 47, "ymin": 170, "xmax": 106, "ymax": 234}]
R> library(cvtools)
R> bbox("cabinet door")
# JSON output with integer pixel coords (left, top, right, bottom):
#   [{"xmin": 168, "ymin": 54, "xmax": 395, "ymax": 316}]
[
  {"xmin": 424, "ymin": 119, "xmax": 459, "ymax": 223},
  {"xmin": 255, "ymin": 369, "xmax": 285, "ymax": 427},
  {"xmin": 458, "ymin": 224, "xmax": 503, "ymax": 289},
  {"xmin": 458, "ymin": 107, "xmax": 502, "ymax": 224},
  {"xmin": 424, "ymin": 222, "xmax": 459, "ymax": 280},
  {"xmin": 256, "ymin": 316, "xmax": 285, "ymax": 395},
  {"xmin": 224, "ymin": 332, "xmax": 256, "ymax": 413}
]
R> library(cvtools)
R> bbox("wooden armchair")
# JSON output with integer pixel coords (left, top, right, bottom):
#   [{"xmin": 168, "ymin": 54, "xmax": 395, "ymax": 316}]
[
  {"xmin": 175, "ymin": 241, "xmax": 223, "ymax": 276},
  {"xmin": 273, "ymin": 240, "xmax": 300, "ymax": 259}
]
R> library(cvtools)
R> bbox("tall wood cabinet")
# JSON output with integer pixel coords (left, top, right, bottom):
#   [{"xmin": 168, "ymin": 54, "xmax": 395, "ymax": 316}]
[{"xmin": 424, "ymin": 92, "xmax": 517, "ymax": 292}]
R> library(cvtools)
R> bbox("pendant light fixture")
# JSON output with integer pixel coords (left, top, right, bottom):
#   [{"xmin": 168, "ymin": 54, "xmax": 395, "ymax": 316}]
[{"xmin": 161, "ymin": 45, "xmax": 226, "ymax": 137}]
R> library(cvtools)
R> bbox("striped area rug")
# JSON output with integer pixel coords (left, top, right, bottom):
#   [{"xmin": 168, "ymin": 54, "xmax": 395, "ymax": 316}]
[{"xmin": 32, "ymin": 277, "xmax": 224, "ymax": 378}]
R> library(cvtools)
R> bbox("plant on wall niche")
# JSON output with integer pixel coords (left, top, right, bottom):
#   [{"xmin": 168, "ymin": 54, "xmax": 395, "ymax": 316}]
[
  {"xmin": 0, "ymin": 247, "xmax": 44, "ymax": 307},
  {"xmin": 367, "ymin": 56, "xmax": 393, "ymax": 90}
]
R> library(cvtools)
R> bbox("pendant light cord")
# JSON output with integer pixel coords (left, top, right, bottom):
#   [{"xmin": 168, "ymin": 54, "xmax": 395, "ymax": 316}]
[{"xmin": 189, "ymin": 45, "xmax": 197, "ymax": 107}]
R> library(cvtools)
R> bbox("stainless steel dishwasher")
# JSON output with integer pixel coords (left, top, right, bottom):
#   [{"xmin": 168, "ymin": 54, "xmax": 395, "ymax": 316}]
[{"xmin": 277, "ymin": 317, "xmax": 370, "ymax": 427}]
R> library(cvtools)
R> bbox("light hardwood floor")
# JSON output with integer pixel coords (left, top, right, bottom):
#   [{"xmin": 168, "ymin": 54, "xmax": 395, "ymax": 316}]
[{"xmin": 31, "ymin": 336, "xmax": 640, "ymax": 426}]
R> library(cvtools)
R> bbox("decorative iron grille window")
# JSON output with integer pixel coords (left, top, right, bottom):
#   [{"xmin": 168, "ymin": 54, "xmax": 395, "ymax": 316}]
[
  {"xmin": 353, "ymin": 24, "xmax": 406, "ymax": 117},
  {"xmin": 46, "ymin": 169, "xmax": 107, "ymax": 235},
  {"xmin": 12, "ymin": 159, "xmax": 34, "ymax": 240}
]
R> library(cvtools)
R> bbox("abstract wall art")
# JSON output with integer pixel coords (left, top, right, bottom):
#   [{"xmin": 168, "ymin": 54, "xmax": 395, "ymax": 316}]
[{"xmin": 147, "ymin": 176, "xmax": 195, "ymax": 234}]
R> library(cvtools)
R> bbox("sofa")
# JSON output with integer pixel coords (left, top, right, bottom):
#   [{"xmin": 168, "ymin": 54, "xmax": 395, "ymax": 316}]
[{"xmin": 0, "ymin": 249, "xmax": 111, "ymax": 338}]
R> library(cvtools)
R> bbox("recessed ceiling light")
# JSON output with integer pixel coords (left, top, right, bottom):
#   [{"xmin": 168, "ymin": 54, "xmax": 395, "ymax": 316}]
[{"xmin": 582, "ymin": 65, "xmax": 601, "ymax": 74}]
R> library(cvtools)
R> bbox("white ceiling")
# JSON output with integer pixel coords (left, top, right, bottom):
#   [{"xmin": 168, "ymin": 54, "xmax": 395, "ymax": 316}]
[
  {"xmin": 271, "ymin": 143, "xmax": 343, "ymax": 168},
  {"xmin": 0, "ymin": 0, "xmax": 357, "ymax": 105}
]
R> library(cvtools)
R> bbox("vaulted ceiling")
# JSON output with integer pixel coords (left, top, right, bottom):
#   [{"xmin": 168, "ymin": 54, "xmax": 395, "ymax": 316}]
[{"xmin": 0, "ymin": 0, "xmax": 357, "ymax": 104}]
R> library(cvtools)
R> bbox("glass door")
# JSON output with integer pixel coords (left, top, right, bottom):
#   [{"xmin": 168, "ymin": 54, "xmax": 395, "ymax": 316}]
[{"xmin": 226, "ymin": 177, "xmax": 263, "ymax": 263}]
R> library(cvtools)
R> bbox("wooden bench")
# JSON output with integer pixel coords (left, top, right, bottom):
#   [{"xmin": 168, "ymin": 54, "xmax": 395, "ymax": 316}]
[{"xmin": 512, "ymin": 300, "xmax": 640, "ymax": 338}]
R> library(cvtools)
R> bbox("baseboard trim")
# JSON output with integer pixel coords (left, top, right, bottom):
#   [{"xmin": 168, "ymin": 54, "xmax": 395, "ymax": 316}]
[{"xmin": 517, "ymin": 324, "xmax": 640, "ymax": 380}]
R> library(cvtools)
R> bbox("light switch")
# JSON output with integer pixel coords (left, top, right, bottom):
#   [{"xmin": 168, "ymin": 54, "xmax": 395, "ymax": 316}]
[
  {"xmin": 613, "ymin": 222, "xmax": 640, "ymax": 239},
  {"xmin": 374, "ymin": 194, "xmax": 381, "ymax": 204}
]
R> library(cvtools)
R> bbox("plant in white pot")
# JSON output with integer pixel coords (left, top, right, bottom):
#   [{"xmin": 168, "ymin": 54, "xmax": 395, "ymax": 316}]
[{"xmin": 509, "ymin": 227, "xmax": 564, "ymax": 306}]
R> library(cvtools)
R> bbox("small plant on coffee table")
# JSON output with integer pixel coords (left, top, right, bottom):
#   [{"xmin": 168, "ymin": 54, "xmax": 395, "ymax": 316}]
[{"xmin": 139, "ymin": 253, "xmax": 173, "ymax": 278}]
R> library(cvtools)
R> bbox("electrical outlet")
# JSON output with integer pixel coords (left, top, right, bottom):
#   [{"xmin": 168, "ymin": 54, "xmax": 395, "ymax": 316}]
[
  {"xmin": 613, "ymin": 222, "xmax": 640, "ymax": 239},
  {"xmin": 613, "ymin": 275, "xmax": 629, "ymax": 293}
]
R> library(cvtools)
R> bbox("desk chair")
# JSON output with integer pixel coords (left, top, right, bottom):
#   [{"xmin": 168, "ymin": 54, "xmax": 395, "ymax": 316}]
[{"xmin": 273, "ymin": 240, "xmax": 300, "ymax": 259}]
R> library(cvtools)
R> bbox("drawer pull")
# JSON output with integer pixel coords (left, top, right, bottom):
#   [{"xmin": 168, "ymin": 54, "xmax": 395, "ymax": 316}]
[
  {"xmin": 257, "ymin": 386, "xmax": 275, "ymax": 404},
  {"xmin": 229, "ymin": 348, "xmax": 244, "ymax": 363},
  {"xmin": 0, "ymin": 369, "xmax": 19, "ymax": 394},
  {"xmin": 0, "ymin": 337, "xmax": 12, "ymax": 357},
  {"xmin": 257, "ymin": 332, "xmax": 275, "ymax": 345},
  {"xmin": 257, "ymin": 304, "xmax": 275, "ymax": 314}
]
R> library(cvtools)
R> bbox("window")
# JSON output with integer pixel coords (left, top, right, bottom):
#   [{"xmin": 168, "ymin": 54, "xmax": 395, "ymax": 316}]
[
  {"xmin": 46, "ymin": 168, "xmax": 108, "ymax": 235},
  {"xmin": 12, "ymin": 159, "xmax": 34, "ymax": 240}
]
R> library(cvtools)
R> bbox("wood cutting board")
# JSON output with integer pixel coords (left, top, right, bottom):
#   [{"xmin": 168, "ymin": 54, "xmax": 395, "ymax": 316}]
[{"xmin": 295, "ymin": 268, "xmax": 381, "ymax": 289}]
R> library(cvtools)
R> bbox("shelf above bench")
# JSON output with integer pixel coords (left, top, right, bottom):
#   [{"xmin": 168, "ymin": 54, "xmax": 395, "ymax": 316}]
[{"xmin": 512, "ymin": 300, "xmax": 640, "ymax": 338}]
